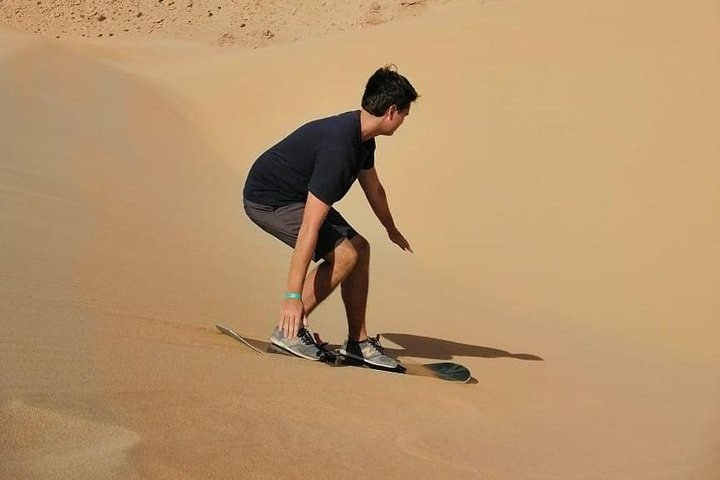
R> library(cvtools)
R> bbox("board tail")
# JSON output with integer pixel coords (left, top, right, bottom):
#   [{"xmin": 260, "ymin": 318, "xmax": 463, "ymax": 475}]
[{"xmin": 216, "ymin": 324, "xmax": 266, "ymax": 355}]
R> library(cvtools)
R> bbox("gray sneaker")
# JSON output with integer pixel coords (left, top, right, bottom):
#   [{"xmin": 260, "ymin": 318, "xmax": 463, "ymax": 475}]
[
  {"xmin": 269, "ymin": 326, "xmax": 323, "ymax": 361},
  {"xmin": 340, "ymin": 335, "xmax": 401, "ymax": 370}
]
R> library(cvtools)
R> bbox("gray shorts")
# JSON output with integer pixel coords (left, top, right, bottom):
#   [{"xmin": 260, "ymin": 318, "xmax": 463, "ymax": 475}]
[{"xmin": 243, "ymin": 199, "xmax": 358, "ymax": 262}]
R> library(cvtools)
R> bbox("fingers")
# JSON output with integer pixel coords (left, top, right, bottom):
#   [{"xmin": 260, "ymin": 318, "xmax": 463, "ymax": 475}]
[
  {"xmin": 292, "ymin": 315, "xmax": 302, "ymax": 337},
  {"xmin": 290, "ymin": 315, "xmax": 301, "ymax": 338},
  {"xmin": 389, "ymin": 229, "xmax": 413, "ymax": 253},
  {"xmin": 277, "ymin": 316, "xmax": 288, "ymax": 338},
  {"xmin": 404, "ymin": 237, "xmax": 413, "ymax": 253},
  {"xmin": 397, "ymin": 234, "xmax": 413, "ymax": 253},
  {"xmin": 279, "ymin": 315, "xmax": 298, "ymax": 338},
  {"xmin": 285, "ymin": 314, "xmax": 299, "ymax": 338},
  {"xmin": 279, "ymin": 300, "xmax": 305, "ymax": 338}
]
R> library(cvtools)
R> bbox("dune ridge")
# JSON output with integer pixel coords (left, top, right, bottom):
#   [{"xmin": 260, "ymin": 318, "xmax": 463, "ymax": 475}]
[{"xmin": 1, "ymin": 0, "xmax": 444, "ymax": 46}]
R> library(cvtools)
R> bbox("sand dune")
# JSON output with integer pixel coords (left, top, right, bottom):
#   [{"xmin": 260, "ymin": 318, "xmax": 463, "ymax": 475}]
[{"xmin": 1, "ymin": 0, "xmax": 719, "ymax": 478}]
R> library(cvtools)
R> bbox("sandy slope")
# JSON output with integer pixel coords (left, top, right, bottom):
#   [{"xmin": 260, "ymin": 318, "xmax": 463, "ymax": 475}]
[{"xmin": 1, "ymin": 0, "xmax": 719, "ymax": 478}]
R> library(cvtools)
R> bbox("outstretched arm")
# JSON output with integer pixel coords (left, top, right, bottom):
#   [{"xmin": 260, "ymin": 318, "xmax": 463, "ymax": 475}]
[{"xmin": 358, "ymin": 167, "xmax": 413, "ymax": 253}]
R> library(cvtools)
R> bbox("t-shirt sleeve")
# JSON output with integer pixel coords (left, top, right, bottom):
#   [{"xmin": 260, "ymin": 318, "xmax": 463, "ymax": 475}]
[
  {"xmin": 308, "ymin": 148, "xmax": 354, "ymax": 205},
  {"xmin": 362, "ymin": 139, "xmax": 376, "ymax": 170}
]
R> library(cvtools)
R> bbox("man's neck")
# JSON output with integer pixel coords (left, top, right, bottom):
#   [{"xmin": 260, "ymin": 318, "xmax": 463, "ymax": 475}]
[{"xmin": 360, "ymin": 109, "xmax": 383, "ymax": 142}]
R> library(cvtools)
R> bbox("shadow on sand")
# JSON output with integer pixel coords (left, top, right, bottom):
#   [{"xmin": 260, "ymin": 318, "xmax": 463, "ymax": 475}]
[
  {"xmin": 380, "ymin": 333, "xmax": 544, "ymax": 362},
  {"xmin": 216, "ymin": 326, "xmax": 542, "ymax": 365}
]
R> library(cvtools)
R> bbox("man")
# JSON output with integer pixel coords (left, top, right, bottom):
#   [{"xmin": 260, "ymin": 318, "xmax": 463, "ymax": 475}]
[{"xmin": 242, "ymin": 65, "xmax": 418, "ymax": 369}]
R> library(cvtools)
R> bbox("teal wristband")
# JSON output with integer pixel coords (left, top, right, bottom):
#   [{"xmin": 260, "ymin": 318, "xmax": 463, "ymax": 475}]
[{"xmin": 285, "ymin": 292, "xmax": 302, "ymax": 300}]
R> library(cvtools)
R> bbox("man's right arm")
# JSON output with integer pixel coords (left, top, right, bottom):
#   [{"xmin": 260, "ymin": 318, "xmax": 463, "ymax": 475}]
[{"xmin": 279, "ymin": 192, "xmax": 330, "ymax": 338}]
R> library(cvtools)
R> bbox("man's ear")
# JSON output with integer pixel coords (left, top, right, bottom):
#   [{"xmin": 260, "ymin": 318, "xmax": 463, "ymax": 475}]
[{"xmin": 386, "ymin": 104, "xmax": 399, "ymax": 119}]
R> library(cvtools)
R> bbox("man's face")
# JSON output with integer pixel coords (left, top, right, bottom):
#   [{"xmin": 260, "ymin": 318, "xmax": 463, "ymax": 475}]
[{"xmin": 384, "ymin": 105, "xmax": 410, "ymax": 135}]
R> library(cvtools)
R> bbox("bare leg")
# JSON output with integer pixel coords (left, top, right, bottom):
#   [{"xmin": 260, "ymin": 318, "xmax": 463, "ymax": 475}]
[
  {"xmin": 341, "ymin": 236, "xmax": 370, "ymax": 341},
  {"xmin": 302, "ymin": 237, "xmax": 359, "ymax": 316},
  {"xmin": 301, "ymin": 236, "xmax": 370, "ymax": 342}
]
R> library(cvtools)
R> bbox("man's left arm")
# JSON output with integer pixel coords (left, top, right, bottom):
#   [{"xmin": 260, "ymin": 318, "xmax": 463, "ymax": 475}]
[{"xmin": 358, "ymin": 167, "xmax": 413, "ymax": 253}]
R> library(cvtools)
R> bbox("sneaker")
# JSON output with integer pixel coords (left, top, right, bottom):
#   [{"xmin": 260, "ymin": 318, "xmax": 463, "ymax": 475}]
[
  {"xmin": 269, "ymin": 326, "xmax": 323, "ymax": 361},
  {"xmin": 340, "ymin": 335, "xmax": 401, "ymax": 370}
]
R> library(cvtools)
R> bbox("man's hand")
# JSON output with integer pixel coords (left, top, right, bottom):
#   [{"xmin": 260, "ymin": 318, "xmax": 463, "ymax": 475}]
[
  {"xmin": 280, "ymin": 298, "xmax": 307, "ymax": 338},
  {"xmin": 388, "ymin": 226, "xmax": 413, "ymax": 253}
]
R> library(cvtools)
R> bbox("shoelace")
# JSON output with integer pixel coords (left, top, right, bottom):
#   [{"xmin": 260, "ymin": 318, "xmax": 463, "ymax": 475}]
[
  {"xmin": 366, "ymin": 335, "xmax": 385, "ymax": 354},
  {"xmin": 313, "ymin": 332, "xmax": 338, "ymax": 363},
  {"xmin": 298, "ymin": 328, "xmax": 317, "ymax": 346}
]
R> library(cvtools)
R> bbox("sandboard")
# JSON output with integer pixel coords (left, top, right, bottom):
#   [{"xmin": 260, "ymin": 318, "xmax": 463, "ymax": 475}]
[{"xmin": 216, "ymin": 324, "xmax": 472, "ymax": 383}]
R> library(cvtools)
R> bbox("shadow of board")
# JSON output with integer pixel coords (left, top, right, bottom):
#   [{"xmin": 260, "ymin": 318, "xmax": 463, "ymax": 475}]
[{"xmin": 380, "ymin": 333, "xmax": 544, "ymax": 362}]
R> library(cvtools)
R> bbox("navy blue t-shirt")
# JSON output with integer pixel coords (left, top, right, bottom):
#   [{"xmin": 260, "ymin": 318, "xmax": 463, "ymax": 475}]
[{"xmin": 243, "ymin": 110, "xmax": 375, "ymax": 206}]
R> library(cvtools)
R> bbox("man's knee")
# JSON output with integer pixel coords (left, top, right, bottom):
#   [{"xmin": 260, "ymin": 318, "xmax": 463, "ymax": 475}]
[
  {"xmin": 326, "ymin": 235, "xmax": 369, "ymax": 271},
  {"xmin": 350, "ymin": 235, "xmax": 370, "ymax": 263},
  {"xmin": 325, "ymin": 238, "xmax": 358, "ymax": 270}
]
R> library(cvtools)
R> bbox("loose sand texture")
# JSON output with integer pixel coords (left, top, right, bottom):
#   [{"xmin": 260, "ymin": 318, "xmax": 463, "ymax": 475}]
[
  {"xmin": 1, "ymin": 0, "xmax": 442, "ymax": 47},
  {"xmin": 1, "ymin": 0, "xmax": 719, "ymax": 479}
]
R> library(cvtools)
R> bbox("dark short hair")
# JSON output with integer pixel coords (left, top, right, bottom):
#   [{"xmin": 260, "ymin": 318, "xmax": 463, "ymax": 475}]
[{"xmin": 361, "ymin": 64, "xmax": 419, "ymax": 116}]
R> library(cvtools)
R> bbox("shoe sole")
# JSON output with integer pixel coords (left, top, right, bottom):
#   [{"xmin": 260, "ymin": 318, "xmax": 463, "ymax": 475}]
[
  {"xmin": 338, "ymin": 349, "xmax": 399, "ymax": 370},
  {"xmin": 270, "ymin": 337, "xmax": 321, "ymax": 361}
]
